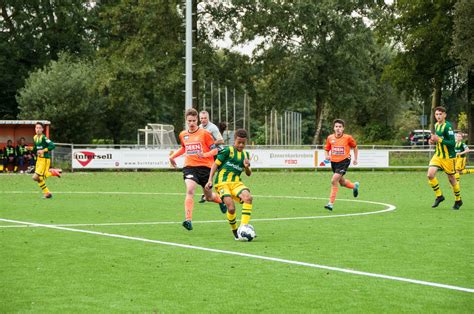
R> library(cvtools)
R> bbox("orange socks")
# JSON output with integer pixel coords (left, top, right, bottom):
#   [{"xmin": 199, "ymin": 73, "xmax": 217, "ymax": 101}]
[
  {"xmin": 329, "ymin": 179, "xmax": 356, "ymax": 205},
  {"xmin": 344, "ymin": 180, "xmax": 355, "ymax": 189},
  {"xmin": 210, "ymin": 193, "xmax": 223, "ymax": 204},
  {"xmin": 185, "ymin": 194, "xmax": 222, "ymax": 221},
  {"xmin": 185, "ymin": 196, "xmax": 194, "ymax": 221},
  {"xmin": 329, "ymin": 186, "xmax": 339, "ymax": 204}
]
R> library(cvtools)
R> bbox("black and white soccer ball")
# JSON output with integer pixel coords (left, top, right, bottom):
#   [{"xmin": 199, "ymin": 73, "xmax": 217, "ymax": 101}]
[{"xmin": 237, "ymin": 224, "xmax": 256, "ymax": 242}]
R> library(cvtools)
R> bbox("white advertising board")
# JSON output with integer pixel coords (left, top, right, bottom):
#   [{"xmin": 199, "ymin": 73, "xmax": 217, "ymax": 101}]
[
  {"xmin": 72, "ymin": 149, "xmax": 184, "ymax": 169},
  {"xmin": 315, "ymin": 149, "xmax": 389, "ymax": 169},
  {"xmin": 246, "ymin": 150, "xmax": 316, "ymax": 168},
  {"xmin": 72, "ymin": 149, "xmax": 389, "ymax": 169}
]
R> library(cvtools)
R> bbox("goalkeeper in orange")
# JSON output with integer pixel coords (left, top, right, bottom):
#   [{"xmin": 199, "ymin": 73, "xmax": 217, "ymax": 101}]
[
  {"xmin": 323, "ymin": 119, "xmax": 359, "ymax": 211},
  {"xmin": 31, "ymin": 122, "xmax": 61, "ymax": 198},
  {"xmin": 205, "ymin": 129, "xmax": 253, "ymax": 240}
]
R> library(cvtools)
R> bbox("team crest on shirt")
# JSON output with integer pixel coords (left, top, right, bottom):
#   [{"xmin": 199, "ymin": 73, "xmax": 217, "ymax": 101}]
[{"xmin": 184, "ymin": 135, "xmax": 189, "ymax": 140}]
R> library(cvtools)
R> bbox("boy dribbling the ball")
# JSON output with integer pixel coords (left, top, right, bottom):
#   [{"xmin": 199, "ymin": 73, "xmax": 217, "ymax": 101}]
[{"xmin": 206, "ymin": 129, "xmax": 254, "ymax": 240}]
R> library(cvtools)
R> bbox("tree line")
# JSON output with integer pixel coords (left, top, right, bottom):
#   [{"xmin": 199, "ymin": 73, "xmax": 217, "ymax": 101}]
[{"xmin": 0, "ymin": 0, "xmax": 472, "ymax": 144}]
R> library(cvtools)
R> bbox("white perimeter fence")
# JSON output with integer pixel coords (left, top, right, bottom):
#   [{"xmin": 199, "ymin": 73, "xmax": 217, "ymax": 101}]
[{"xmin": 51, "ymin": 144, "xmax": 474, "ymax": 172}]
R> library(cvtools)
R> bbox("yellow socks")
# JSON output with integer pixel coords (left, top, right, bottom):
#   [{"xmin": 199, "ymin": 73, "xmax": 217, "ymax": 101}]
[
  {"xmin": 452, "ymin": 183, "xmax": 461, "ymax": 201},
  {"xmin": 241, "ymin": 203, "xmax": 252, "ymax": 225},
  {"xmin": 227, "ymin": 211, "xmax": 237, "ymax": 231},
  {"xmin": 38, "ymin": 179, "xmax": 50, "ymax": 194},
  {"xmin": 454, "ymin": 172, "xmax": 460, "ymax": 183},
  {"xmin": 429, "ymin": 178, "xmax": 442, "ymax": 197}
]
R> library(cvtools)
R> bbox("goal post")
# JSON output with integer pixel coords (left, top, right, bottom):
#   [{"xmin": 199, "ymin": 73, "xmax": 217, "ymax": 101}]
[{"xmin": 137, "ymin": 124, "xmax": 178, "ymax": 148}]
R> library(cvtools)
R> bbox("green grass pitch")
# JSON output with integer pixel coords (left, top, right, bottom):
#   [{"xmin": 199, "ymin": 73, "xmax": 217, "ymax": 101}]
[{"xmin": 1, "ymin": 171, "xmax": 473, "ymax": 312}]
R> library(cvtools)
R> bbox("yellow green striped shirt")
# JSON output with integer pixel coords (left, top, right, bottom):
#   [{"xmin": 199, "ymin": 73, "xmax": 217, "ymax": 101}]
[
  {"xmin": 214, "ymin": 146, "xmax": 250, "ymax": 184},
  {"xmin": 434, "ymin": 122, "xmax": 456, "ymax": 159}
]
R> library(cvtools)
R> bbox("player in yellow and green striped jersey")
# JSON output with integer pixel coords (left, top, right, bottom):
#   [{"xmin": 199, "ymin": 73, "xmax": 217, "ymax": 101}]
[
  {"xmin": 427, "ymin": 107, "xmax": 462, "ymax": 210},
  {"xmin": 454, "ymin": 132, "xmax": 473, "ymax": 182},
  {"xmin": 32, "ymin": 122, "xmax": 61, "ymax": 198},
  {"xmin": 205, "ymin": 129, "xmax": 254, "ymax": 240}
]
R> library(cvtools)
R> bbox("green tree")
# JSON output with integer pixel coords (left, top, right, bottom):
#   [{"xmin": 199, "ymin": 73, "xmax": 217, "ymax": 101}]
[
  {"xmin": 93, "ymin": 0, "xmax": 184, "ymax": 143},
  {"xmin": 0, "ymin": 0, "xmax": 97, "ymax": 119},
  {"xmin": 204, "ymin": 1, "xmax": 386, "ymax": 144},
  {"xmin": 17, "ymin": 53, "xmax": 100, "ymax": 143},
  {"xmin": 376, "ymin": 0, "xmax": 457, "ymax": 130},
  {"xmin": 93, "ymin": 58, "xmax": 155, "ymax": 144},
  {"xmin": 457, "ymin": 112, "xmax": 468, "ymax": 133},
  {"xmin": 452, "ymin": 0, "xmax": 474, "ymax": 143}
]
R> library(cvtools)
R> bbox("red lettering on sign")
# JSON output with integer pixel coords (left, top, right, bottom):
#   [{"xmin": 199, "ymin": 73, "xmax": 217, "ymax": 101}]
[{"xmin": 75, "ymin": 151, "xmax": 95, "ymax": 167}]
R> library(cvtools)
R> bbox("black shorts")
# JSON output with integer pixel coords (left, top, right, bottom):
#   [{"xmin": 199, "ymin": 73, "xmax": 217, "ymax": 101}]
[
  {"xmin": 331, "ymin": 158, "xmax": 351, "ymax": 175},
  {"xmin": 182, "ymin": 166, "xmax": 211, "ymax": 188}
]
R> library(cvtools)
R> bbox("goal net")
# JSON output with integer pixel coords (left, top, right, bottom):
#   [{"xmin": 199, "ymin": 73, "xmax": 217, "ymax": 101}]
[{"xmin": 137, "ymin": 124, "xmax": 178, "ymax": 148}]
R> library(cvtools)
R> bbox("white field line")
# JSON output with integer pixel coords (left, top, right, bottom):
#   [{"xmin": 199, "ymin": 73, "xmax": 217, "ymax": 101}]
[
  {"xmin": 0, "ymin": 191, "xmax": 396, "ymax": 228},
  {"xmin": 0, "ymin": 217, "xmax": 472, "ymax": 294}
]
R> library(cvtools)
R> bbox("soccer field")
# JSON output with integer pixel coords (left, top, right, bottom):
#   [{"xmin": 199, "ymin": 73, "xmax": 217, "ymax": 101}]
[{"xmin": 1, "ymin": 171, "xmax": 473, "ymax": 312}]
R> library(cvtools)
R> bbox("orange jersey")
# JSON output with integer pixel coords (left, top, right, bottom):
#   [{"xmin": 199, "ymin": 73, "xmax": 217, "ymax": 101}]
[
  {"xmin": 178, "ymin": 127, "xmax": 216, "ymax": 168},
  {"xmin": 325, "ymin": 134, "xmax": 357, "ymax": 162}
]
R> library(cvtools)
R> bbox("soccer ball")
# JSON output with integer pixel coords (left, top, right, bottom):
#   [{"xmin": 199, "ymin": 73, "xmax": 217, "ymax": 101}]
[{"xmin": 237, "ymin": 224, "xmax": 256, "ymax": 242}]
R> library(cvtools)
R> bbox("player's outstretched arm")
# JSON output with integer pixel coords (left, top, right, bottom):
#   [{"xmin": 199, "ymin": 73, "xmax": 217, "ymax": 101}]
[
  {"xmin": 324, "ymin": 150, "xmax": 331, "ymax": 163},
  {"xmin": 352, "ymin": 146, "xmax": 359, "ymax": 165},
  {"xmin": 457, "ymin": 145, "xmax": 470, "ymax": 157},
  {"xmin": 46, "ymin": 137, "xmax": 55, "ymax": 152},
  {"xmin": 324, "ymin": 137, "xmax": 331, "ymax": 162},
  {"xmin": 198, "ymin": 147, "xmax": 218, "ymax": 158},
  {"xmin": 244, "ymin": 159, "xmax": 252, "ymax": 176},
  {"xmin": 440, "ymin": 126, "xmax": 456, "ymax": 148},
  {"xmin": 205, "ymin": 162, "xmax": 219, "ymax": 190},
  {"xmin": 169, "ymin": 147, "xmax": 185, "ymax": 168},
  {"xmin": 198, "ymin": 132, "xmax": 219, "ymax": 158}
]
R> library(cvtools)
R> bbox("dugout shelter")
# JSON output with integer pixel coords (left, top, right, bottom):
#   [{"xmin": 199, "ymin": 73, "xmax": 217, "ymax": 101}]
[{"xmin": 0, "ymin": 120, "xmax": 51, "ymax": 147}]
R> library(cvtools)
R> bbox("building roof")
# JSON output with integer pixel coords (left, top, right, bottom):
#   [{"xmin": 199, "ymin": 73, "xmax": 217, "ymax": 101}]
[{"xmin": 0, "ymin": 120, "xmax": 51, "ymax": 125}]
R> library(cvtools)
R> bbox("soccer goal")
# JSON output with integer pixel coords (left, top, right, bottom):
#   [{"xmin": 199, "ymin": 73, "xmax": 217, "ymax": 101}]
[{"xmin": 137, "ymin": 124, "xmax": 178, "ymax": 148}]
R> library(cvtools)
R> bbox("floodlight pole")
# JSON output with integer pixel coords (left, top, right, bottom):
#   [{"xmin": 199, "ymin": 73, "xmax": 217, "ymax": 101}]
[
  {"xmin": 233, "ymin": 88, "xmax": 236, "ymax": 131},
  {"xmin": 185, "ymin": 0, "xmax": 193, "ymax": 110}
]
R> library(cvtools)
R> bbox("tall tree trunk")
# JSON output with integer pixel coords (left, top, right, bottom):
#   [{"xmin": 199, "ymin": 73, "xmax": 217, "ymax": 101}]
[
  {"xmin": 468, "ymin": 68, "xmax": 474, "ymax": 144},
  {"xmin": 430, "ymin": 76, "xmax": 442, "ymax": 130},
  {"xmin": 312, "ymin": 96, "xmax": 325, "ymax": 145},
  {"xmin": 109, "ymin": 123, "xmax": 121, "ymax": 145}
]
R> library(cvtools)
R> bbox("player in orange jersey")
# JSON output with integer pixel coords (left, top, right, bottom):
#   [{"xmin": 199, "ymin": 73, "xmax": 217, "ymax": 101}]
[
  {"xmin": 169, "ymin": 108, "xmax": 227, "ymax": 230},
  {"xmin": 323, "ymin": 119, "xmax": 359, "ymax": 211}
]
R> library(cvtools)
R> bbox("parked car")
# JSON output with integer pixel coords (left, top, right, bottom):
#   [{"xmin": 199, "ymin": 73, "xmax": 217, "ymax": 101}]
[{"xmin": 407, "ymin": 129, "xmax": 431, "ymax": 146}]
